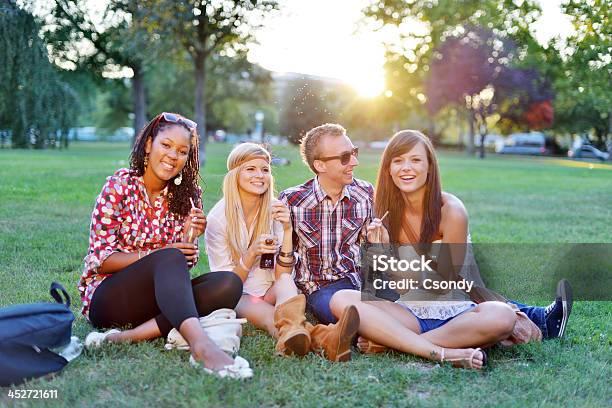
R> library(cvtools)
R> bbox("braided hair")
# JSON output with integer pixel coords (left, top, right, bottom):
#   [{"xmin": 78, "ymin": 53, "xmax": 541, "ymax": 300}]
[{"xmin": 129, "ymin": 113, "xmax": 201, "ymax": 218}]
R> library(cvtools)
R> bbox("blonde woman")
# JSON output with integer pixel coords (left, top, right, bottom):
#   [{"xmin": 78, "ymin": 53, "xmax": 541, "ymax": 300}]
[{"xmin": 205, "ymin": 143, "xmax": 360, "ymax": 361}]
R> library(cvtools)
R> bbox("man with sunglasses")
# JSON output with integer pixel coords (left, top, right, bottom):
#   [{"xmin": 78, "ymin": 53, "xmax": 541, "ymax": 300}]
[{"xmin": 279, "ymin": 123, "xmax": 369, "ymax": 360}]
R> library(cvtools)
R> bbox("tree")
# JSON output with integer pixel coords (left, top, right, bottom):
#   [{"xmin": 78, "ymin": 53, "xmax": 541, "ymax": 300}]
[
  {"xmin": 47, "ymin": 0, "xmax": 157, "ymax": 137},
  {"xmin": 425, "ymin": 28, "xmax": 505, "ymax": 158},
  {"xmin": 279, "ymin": 77, "xmax": 337, "ymax": 144},
  {"xmin": 426, "ymin": 27, "xmax": 554, "ymax": 158},
  {"xmin": 146, "ymin": 49, "xmax": 278, "ymax": 135},
  {"xmin": 144, "ymin": 0, "xmax": 278, "ymax": 162},
  {"xmin": 364, "ymin": 0, "xmax": 542, "ymax": 152},
  {"xmin": 554, "ymin": 0, "xmax": 611, "ymax": 145},
  {"xmin": 0, "ymin": 1, "xmax": 77, "ymax": 148}
]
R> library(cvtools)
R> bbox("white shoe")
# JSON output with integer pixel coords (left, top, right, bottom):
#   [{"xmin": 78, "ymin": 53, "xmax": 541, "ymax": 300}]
[
  {"xmin": 189, "ymin": 355, "xmax": 253, "ymax": 379},
  {"xmin": 85, "ymin": 329, "xmax": 121, "ymax": 349}
]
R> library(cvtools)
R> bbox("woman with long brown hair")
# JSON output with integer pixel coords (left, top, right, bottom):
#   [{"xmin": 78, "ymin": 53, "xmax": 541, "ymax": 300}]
[
  {"xmin": 329, "ymin": 130, "xmax": 521, "ymax": 369},
  {"xmin": 359, "ymin": 130, "xmax": 571, "ymax": 351}
]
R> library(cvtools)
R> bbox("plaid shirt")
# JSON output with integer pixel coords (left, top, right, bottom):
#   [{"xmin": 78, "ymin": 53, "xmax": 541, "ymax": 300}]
[{"xmin": 279, "ymin": 177, "xmax": 374, "ymax": 295}]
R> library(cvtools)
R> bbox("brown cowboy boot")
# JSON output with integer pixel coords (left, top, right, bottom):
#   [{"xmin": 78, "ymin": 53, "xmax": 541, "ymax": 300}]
[
  {"xmin": 274, "ymin": 294, "xmax": 311, "ymax": 356},
  {"xmin": 307, "ymin": 305, "xmax": 360, "ymax": 362}
]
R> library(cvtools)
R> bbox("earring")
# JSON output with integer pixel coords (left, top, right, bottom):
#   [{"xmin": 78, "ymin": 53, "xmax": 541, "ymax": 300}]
[
  {"xmin": 174, "ymin": 171, "xmax": 183, "ymax": 185},
  {"xmin": 144, "ymin": 155, "xmax": 149, "ymax": 170}
]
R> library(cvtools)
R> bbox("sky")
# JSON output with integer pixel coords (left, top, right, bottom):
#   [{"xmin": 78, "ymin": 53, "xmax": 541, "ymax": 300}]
[{"xmin": 248, "ymin": 0, "xmax": 575, "ymax": 97}]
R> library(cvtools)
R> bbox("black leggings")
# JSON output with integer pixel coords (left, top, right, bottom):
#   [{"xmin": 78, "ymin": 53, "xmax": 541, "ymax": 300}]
[{"xmin": 89, "ymin": 248, "xmax": 243, "ymax": 337}]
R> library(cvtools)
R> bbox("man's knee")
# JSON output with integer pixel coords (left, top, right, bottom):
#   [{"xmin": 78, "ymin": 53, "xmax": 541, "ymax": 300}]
[{"xmin": 329, "ymin": 289, "xmax": 360, "ymax": 317}]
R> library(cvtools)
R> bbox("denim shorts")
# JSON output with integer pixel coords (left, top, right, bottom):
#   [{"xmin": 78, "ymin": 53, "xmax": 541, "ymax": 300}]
[
  {"xmin": 401, "ymin": 304, "xmax": 476, "ymax": 334},
  {"xmin": 305, "ymin": 278, "xmax": 358, "ymax": 325}
]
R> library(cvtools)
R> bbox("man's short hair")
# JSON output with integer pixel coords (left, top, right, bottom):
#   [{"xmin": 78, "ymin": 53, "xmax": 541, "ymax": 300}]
[{"xmin": 300, "ymin": 123, "xmax": 346, "ymax": 174}]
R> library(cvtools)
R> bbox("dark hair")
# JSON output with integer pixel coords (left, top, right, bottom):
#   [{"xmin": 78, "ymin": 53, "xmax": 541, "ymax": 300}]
[
  {"xmin": 374, "ymin": 130, "xmax": 442, "ymax": 244},
  {"xmin": 129, "ymin": 113, "xmax": 201, "ymax": 217}
]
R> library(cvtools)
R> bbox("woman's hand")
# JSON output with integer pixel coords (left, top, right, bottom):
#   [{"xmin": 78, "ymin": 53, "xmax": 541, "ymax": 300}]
[
  {"xmin": 167, "ymin": 242, "xmax": 199, "ymax": 265},
  {"xmin": 247, "ymin": 234, "xmax": 278, "ymax": 258},
  {"xmin": 271, "ymin": 199, "xmax": 292, "ymax": 231},
  {"xmin": 183, "ymin": 208, "xmax": 207, "ymax": 242},
  {"xmin": 367, "ymin": 218, "xmax": 390, "ymax": 243}
]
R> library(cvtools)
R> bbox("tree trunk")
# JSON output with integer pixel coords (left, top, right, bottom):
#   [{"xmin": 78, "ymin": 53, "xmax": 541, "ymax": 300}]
[
  {"xmin": 428, "ymin": 115, "xmax": 436, "ymax": 145},
  {"xmin": 132, "ymin": 64, "xmax": 147, "ymax": 144},
  {"xmin": 467, "ymin": 107, "xmax": 475, "ymax": 156},
  {"xmin": 479, "ymin": 133, "xmax": 486, "ymax": 159},
  {"xmin": 194, "ymin": 52, "xmax": 207, "ymax": 165},
  {"xmin": 62, "ymin": 128, "xmax": 69, "ymax": 149}
]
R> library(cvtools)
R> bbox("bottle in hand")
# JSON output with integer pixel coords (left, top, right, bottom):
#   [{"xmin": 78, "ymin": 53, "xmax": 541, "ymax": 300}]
[{"xmin": 260, "ymin": 236, "xmax": 275, "ymax": 269}]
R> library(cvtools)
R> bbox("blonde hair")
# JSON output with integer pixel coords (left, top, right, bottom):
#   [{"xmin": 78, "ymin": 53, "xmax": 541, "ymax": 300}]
[
  {"xmin": 222, "ymin": 143, "xmax": 274, "ymax": 263},
  {"xmin": 300, "ymin": 123, "xmax": 346, "ymax": 174}
]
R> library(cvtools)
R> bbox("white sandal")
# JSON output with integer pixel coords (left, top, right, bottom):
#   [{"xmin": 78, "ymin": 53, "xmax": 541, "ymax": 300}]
[{"xmin": 84, "ymin": 329, "xmax": 121, "ymax": 349}]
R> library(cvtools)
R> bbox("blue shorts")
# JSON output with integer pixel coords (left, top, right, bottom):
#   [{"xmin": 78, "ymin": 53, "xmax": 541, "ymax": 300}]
[
  {"xmin": 401, "ymin": 304, "xmax": 476, "ymax": 333},
  {"xmin": 305, "ymin": 278, "xmax": 358, "ymax": 325}
]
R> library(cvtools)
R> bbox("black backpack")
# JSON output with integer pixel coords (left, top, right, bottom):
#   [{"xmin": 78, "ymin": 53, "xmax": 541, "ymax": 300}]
[{"xmin": 0, "ymin": 282, "xmax": 75, "ymax": 386}]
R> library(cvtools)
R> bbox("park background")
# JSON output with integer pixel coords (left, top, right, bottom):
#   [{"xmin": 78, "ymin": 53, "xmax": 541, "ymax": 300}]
[{"xmin": 1, "ymin": 0, "xmax": 611, "ymax": 406}]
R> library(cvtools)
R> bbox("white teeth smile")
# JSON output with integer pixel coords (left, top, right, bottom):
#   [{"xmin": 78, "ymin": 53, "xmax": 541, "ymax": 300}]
[
  {"xmin": 161, "ymin": 162, "xmax": 174, "ymax": 170},
  {"xmin": 400, "ymin": 175, "xmax": 416, "ymax": 180}
]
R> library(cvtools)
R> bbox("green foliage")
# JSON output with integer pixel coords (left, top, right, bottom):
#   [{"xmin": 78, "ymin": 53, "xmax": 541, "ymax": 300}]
[
  {"xmin": 553, "ymin": 0, "xmax": 611, "ymax": 142},
  {"xmin": 279, "ymin": 77, "xmax": 338, "ymax": 143},
  {"xmin": 141, "ymin": 0, "xmax": 279, "ymax": 153},
  {"xmin": 0, "ymin": 1, "xmax": 78, "ymax": 149}
]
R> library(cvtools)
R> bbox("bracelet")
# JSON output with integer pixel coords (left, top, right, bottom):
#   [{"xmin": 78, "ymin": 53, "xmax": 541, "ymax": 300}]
[
  {"xmin": 276, "ymin": 255, "xmax": 295, "ymax": 268},
  {"xmin": 239, "ymin": 257, "xmax": 249, "ymax": 271},
  {"xmin": 278, "ymin": 250, "xmax": 294, "ymax": 258}
]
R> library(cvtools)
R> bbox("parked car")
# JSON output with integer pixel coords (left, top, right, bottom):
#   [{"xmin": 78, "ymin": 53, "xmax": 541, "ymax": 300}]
[
  {"xmin": 568, "ymin": 144, "xmax": 610, "ymax": 161},
  {"xmin": 497, "ymin": 132, "xmax": 562, "ymax": 156}
]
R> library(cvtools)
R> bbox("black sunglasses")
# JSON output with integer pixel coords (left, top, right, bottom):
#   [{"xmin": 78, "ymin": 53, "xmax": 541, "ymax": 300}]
[
  {"xmin": 316, "ymin": 147, "xmax": 359, "ymax": 165},
  {"xmin": 154, "ymin": 112, "xmax": 197, "ymax": 131}
]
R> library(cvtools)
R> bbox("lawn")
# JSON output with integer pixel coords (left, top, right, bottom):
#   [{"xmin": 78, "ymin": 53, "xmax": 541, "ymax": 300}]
[{"xmin": 0, "ymin": 142, "xmax": 610, "ymax": 407}]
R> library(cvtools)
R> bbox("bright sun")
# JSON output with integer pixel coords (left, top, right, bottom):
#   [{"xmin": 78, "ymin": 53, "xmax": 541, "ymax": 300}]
[
  {"xmin": 248, "ymin": 0, "xmax": 387, "ymax": 99},
  {"xmin": 346, "ymin": 72, "xmax": 386, "ymax": 98}
]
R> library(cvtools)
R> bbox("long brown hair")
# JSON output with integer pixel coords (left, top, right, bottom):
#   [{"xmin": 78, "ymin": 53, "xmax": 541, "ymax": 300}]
[
  {"xmin": 374, "ymin": 130, "xmax": 442, "ymax": 244},
  {"xmin": 129, "ymin": 113, "xmax": 201, "ymax": 217}
]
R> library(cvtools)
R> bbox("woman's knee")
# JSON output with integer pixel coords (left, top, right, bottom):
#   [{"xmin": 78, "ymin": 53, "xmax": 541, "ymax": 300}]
[
  {"xmin": 477, "ymin": 302, "xmax": 517, "ymax": 336},
  {"xmin": 216, "ymin": 271, "xmax": 243, "ymax": 293},
  {"xmin": 275, "ymin": 273, "xmax": 295, "ymax": 288},
  {"xmin": 194, "ymin": 271, "xmax": 242, "ymax": 309},
  {"xmin": 148, "ymin": 248, "xmax": 188, "ymax": 274}
]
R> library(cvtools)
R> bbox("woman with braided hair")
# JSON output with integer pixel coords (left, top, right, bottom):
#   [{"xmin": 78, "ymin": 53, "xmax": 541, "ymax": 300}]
[{"xmin": 78, "ymin": 112, "xmax": 243, "ymax": 373}]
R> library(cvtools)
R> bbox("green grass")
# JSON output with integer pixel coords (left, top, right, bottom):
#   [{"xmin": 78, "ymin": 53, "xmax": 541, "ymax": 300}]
[{"xmin": 0, "ymin": 142, "xmax": 610, "ymax": 407}]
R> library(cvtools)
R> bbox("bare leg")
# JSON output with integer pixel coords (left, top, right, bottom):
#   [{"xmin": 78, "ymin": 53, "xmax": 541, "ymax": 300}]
[
  {"xmin": 366, "ymin": 300, "xmax": 516, "ymax": 348},
  {"xmin": 270, "ymin": 273, "xmax": 299, "ymax": 306},
  {"xmin": 236, "ymin": 294, "xmax": 277, "ymax": 337},
  {"xmin": 106, "ymin": 316, "xmax": 233, "ymax": 371},
  {"xmin": 179, "ymin": 317, "xmax": 234, "ymax": 371},
  {"xmin": 421, "ymin": 302, "xmax": 516, "ymax": 348},
  {"xmin": 106, "ymin": 318, "xmax": 161, "ymax": 343},
  {"xmin": 330, "ymin": 290, "xmax": 485, "ymax": 368},
  {"xmin": 236, "ymin": 274, "xmax": 302, "ymax": 338}
]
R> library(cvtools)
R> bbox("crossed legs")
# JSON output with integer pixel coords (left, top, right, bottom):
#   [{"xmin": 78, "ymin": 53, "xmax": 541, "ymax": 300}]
[{"xmin": 329, "ymin": 289, "xmax": 516, "ymax": 367}]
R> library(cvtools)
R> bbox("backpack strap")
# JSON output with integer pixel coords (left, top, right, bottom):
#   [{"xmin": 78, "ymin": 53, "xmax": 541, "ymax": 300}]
[{"xmin": 49, "ymin": 282, "xmax": 71, "ymax": 308}]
